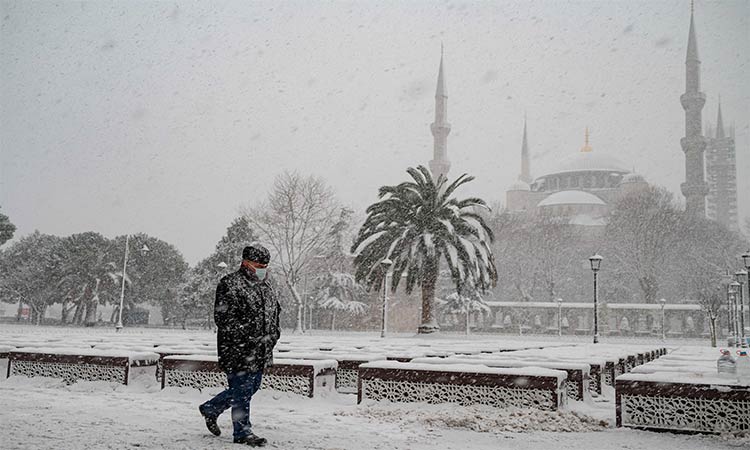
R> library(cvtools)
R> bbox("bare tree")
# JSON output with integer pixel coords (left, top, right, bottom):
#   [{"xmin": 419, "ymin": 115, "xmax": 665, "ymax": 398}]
[
  {"xmin": 491, "ymin": 211, "xmax": 572, "ymax": 302},
  {"xmin": 677, "ymin": 214, "xmax": 747, "ymax": 346},
  {"xmin": 604, "ymin": 186, "xmax": 682, "ymax": 303},
  {"xmin": 242, "ymin": 171, "xmax": 340, "ymax": 333},
  {"xmin": 491, "ymin": 212, "xmax": 541, "ymax": 302}
]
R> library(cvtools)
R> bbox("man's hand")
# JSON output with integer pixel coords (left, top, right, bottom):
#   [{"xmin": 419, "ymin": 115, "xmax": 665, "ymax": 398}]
[{"xmin": 259, "ymin": 335, "xmax": 274, "ymax": 344}]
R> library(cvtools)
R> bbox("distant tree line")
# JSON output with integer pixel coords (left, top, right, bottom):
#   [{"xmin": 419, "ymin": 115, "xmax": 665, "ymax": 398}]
[{"xmin": 0, "ymin": 176, "xmax": 747, "ymax": 335}]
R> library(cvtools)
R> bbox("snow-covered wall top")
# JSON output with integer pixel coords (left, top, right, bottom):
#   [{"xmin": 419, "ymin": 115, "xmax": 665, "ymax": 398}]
[{"xmin": 359, "ymin": 360, "xmax": 567, "ymax": 383}]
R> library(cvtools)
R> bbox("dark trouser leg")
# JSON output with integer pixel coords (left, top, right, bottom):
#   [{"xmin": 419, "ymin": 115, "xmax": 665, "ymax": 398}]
[
  {"xmin": 230, "ymin": 371, "xmax": 264, "ymax": 440},
  {"xmin": 199, "ymin": 372, "xmax": 237, "ymax": 419}
]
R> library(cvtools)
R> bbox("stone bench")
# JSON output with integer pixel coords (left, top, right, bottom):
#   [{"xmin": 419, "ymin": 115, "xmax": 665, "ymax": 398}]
[
  {"xmin": 501, "ymin": 354, "xmax": 605, "ymax": 397},
  {"xmin": 358, "ymin": 361, "xmax": 567, "ymax": 411},
  {"xmin": 152, "ymin": 348, "xmax": 216, "ymax": 381},
  {"xmin": 161, "ymin": 355, "xmax": 337, "ymax": 398},
  {"xmin": 411, "ymin": 356, "xmax": 588, "ymax": 401},
  {"xmin": 616, "ymin": 372, "xmax": 750, "ymax": 433},
  {"xmin": 0, "ymin": 345, "xmax": 14, "ymax": 359},
  {"xmin": 273, "ymin": 351, "xmax": 385, "ymax": 394},
  {"xmin": 6, "ymin": 349, "xmax": 159, "ymax": 385}
]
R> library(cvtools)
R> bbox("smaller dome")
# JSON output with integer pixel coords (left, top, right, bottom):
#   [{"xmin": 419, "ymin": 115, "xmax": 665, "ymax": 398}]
[
  {"xmin": 621, "ymin": 172, "xmax": 646, "ymax": 184},
  {"xmin": 508, "ymin": 180, "xmax": 530, "ymax": 191},
  {"xmin": 537, "ymin": 190, "xmax": 606, "ymax": 207}
]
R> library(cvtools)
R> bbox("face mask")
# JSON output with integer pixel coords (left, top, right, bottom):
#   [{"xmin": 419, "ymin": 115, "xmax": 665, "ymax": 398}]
[{"xmin": 254, "ymin": 268, "xmax": 267, "ymax": 280}]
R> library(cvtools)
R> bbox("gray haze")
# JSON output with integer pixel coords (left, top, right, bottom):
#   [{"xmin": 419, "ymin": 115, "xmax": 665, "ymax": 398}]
[{"xmin": 1, "ymin": 0, "xmax": 748, "ymax": 265}]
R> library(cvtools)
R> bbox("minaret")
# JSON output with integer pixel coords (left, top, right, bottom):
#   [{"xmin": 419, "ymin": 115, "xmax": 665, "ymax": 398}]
[
  {"xmin": 519, "ymin": 116, "xmax": 532, "ymax": 183},
  {"xmin": 679, "ymin": 2, "xmax": 709, "ymax": 216},
  {"xmin": 429, "ymin": 46, "xmax": 451, "ymax": 181}
]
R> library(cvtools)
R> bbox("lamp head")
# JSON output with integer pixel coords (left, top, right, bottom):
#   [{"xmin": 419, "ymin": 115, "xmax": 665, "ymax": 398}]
[
  {"xmin": 589, "ymin": 254, "xmax": 603, "ymax": 272},
  {"xmin": 736, "ymin": 270, "xmax": 748, "ymax": 283}
]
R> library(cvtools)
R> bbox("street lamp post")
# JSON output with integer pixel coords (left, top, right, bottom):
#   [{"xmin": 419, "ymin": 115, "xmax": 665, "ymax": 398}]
[
  {"xmin": 727, "ymin": 281, "xmax": 737, "ymax": 346},
  {"xmin": 556, "ymin": 298, "xmax": 563, "ymax": 337},
  {"xmin": 589, "ymin": 254, "xmax": 603, "ymax": 344},
  {"xmin": 659, "ymin": 298, "xmax": 667, "ymax": 341},
  {"xmin": 735, "ymin": 270, "xmax": 747, "ymax": 348},
  {"xmin": 742, "ymin": 251, "xmax": 750, "ymax": 347},
  {"xmin": 729, "ymin": 282, "xmax": 740, "ymax": 347},
  {"xmin": 380, "ymin": 258, "xmax": 393, "ymax": 338},
  {"xmin": 115, "ymin": 235, "xmax": 149, "ymax": 332}
]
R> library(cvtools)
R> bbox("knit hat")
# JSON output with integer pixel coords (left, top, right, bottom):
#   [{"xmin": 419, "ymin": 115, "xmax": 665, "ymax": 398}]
[{"xmin": 242, "ymin": 244, "xmax": 270, "ymax": 264}]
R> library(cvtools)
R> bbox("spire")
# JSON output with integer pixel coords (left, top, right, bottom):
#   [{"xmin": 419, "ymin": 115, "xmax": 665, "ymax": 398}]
[
  {"xmin": 687, "ymin": 2, "xmax": 699, "ymax": 63},
  {"xmin": 685, "ymin": 2, "xmax": 701, "ymax": 94},
  {"xmin": 519, "ymin": 115, "xmax": 532, "ymax": 183},
  {"xmin": 429, "ymin": 46, "xmax": 451, "ymax": 180},
  {"xmin": 580, "ymin": 127, "xmax": 593, "ymax": 152},
  {"xmin": 435, "ymin": 43, "xmax": 447, "ymax": 98},
  {"xmin": 716, "ymin": 98, "xmax": 725, "ymax": 139}
]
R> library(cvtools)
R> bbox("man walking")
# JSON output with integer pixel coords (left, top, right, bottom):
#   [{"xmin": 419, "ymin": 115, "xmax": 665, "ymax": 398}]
[{"xmin": 199, "ymin": 244, "xmax": 281, "ymax": 447}]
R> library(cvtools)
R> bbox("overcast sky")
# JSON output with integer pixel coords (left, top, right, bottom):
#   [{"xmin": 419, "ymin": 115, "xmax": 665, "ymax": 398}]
[{"xmin": 1, "ymin": 0, "xmax": 748, "ymax": 265}]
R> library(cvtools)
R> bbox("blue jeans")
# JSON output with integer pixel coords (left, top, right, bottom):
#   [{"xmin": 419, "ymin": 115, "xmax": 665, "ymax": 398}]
[{"xmin": 200, "ymin": 371, "xmax": 263, "ymax": 439}]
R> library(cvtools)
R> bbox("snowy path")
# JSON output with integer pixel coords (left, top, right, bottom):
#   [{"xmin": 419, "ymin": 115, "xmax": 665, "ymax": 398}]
[{"xmin": 0, "ymin": 374, "xmax": 742, "ymax": 450}]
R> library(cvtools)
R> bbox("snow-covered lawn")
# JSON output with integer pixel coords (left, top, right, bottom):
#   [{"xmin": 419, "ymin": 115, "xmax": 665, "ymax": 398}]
[{"xmin": 0, "ymin": 325, "xmax": 747, "ymax": 449}]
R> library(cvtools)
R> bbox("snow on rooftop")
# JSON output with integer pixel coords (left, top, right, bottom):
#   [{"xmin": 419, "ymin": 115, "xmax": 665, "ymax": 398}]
[
  {"xmin": 538, "ymin": 151, "xmax": 629, "ymax": 178},
  {"xmin": 537, "ymin": 190, "xmax": 606, "ymax": 207}
]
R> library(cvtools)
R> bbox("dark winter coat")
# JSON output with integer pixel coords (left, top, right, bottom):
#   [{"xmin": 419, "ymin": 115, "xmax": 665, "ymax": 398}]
[{"xmin": 214, "ymin": 268, "xmax": 281, "ymax": 373}]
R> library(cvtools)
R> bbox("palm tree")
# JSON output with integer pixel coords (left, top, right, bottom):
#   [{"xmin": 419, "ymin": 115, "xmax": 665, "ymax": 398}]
[{"xmin": 351, "ymin": 166, "xmax": 497, "ymax": 334}]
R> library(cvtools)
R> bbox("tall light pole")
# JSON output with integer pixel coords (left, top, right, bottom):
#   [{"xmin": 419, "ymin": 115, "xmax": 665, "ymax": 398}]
[
  {"xmin": 726, "ymin": 276, "xmax": 736, "ymax": 345},
  {"xmin": 589, "ymin": 254, "xmax": 603, "ymax": 344},
  {"xmin": 380, "ymin": 258, "xmax": 393, "ymax": 338},
  {"xmin": 116, "ymin": 236, "xmax": 149, "ymax": 332},
  {"xmin": 556, "ymin": 297, "xmax": 563, "ymax": 337},
  {"xmin": 729, "ymin": 282, "xmax": 740, "ymax": 347},
  {"xmin": 742, "ymin": 251, "xmax": 750, "ymax": 347},
  {"xmin": 735, "ymin": 270, "xmax": 747, "ymax": 348},
  {"xmin": 659, "ymin": 298, "xmax": 667, "ymax": 341}
]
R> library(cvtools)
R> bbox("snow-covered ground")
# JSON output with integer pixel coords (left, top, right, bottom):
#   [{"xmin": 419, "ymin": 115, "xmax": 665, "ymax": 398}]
[{"xmin": 0, "ymin": 325, "xmax": 747, "ymax": 449}]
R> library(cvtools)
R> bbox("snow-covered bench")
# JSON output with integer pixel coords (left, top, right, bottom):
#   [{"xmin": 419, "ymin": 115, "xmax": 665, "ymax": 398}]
[
  {"xmin": 272, "ymin": 351, "xmax": 385, "ymax": 393},
  {"xmin": 357, "ymin": 361, "xmax": 567, "ymax": 411},
  {"xmin": 616, "ymin": 372, "xmax": 750, "ymax": 433},
  {"xmin": 412, "ymin": 356, "xmax": 590, "ymax": 401},
  {"xmin": 0, "ymin": 345, "xmax": 14, "ymax": 359},
  {"xmin": 161, "ymin": 355, "xmax": 337, "ymax": 398},
  {"xmin": 152, "ymin": 347, "xmax": 216, "ymax": 381},
  {"xmin": 6, "ymin": 349, "xmax": 159, "ymax": 385}
]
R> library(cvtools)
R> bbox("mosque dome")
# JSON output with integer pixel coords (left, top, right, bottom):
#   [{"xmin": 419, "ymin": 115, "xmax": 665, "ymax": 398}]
[
  {"xmin": 536, "ymin": 128, "xmax": 629, "ymax": 180},
  {"xmin": 542, "ymin": 151, "xmax": 630, "ymax": 177},
  {"xmin": 537, "ymin": 190, "xmax": 606, "ymax": 207}
]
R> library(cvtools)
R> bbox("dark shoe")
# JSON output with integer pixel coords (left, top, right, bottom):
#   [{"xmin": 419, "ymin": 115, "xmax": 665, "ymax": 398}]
[
  {"xmin": 198, "ymin": 405, "xmax": 221, "ymax": 436},
  {"xmin": 233, "ymin": 433, "xmax": 267, "ymax": 447}
]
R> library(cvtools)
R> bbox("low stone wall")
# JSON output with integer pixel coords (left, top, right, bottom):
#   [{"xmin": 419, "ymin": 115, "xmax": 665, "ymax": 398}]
[
  {"xmin": 616, "ymin": 376, "xmax": 750, "ymax": 433},
  {"xmin": 161, "ymin": 356, "xmax": 337, "ymax": 398},
  {"xmin": 358, "ymin": 361, "xmax": 566, "ymax": 411},
  {"xmin": 6, "ymin": 350, "xmax": 158, "ymax": 385}
]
